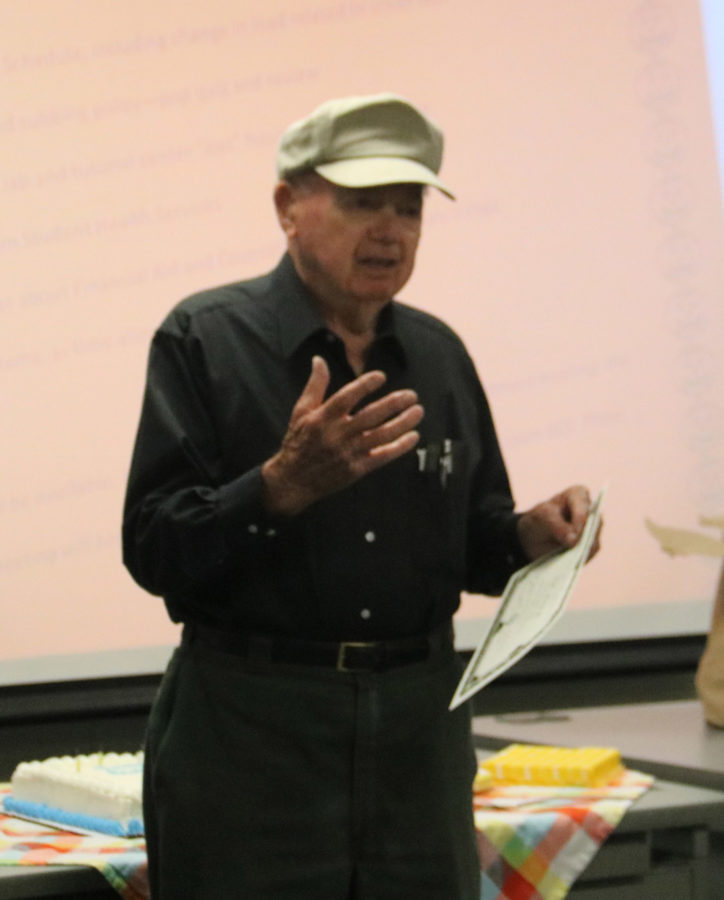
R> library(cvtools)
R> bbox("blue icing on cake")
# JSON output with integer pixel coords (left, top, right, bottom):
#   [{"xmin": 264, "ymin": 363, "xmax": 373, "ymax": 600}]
[{"xmin": 2, "ymin": 796, "xmax": 144, "ymax": 837}]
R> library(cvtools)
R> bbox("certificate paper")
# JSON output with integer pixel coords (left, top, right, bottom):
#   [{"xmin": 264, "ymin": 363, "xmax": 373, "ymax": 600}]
[{"xmin": 450, "ymin": 489, "xmax": 605, "ymax": 710}]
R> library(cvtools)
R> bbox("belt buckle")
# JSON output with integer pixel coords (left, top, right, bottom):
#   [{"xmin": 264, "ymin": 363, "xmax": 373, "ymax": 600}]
[{"xmin": 336, "ymin": 641, "xmax": 376, "ymax": 672}]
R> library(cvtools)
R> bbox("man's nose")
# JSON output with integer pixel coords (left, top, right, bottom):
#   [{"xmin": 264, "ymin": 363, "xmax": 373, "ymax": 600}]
[{"xmin": 369, "ymin": 205, "xmax": 403, "ymax": 242}]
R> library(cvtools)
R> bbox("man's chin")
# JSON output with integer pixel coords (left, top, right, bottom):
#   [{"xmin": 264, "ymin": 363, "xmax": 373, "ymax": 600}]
[
  {"xmin": 352, "ymin": 288, "xmax": 397, "ymax": 306},
  {"xmin": 352, "ymin": 273, "xmax": 407, "ymax": 304}
]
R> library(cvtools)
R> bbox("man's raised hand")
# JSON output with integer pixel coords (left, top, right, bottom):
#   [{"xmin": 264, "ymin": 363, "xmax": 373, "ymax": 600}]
[{"xmin": 262, "ymin": 356, "xmax": 424, "ymax": 517}]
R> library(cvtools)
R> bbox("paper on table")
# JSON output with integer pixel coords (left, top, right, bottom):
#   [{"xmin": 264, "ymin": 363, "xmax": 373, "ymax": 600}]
[
  {"xmin": 699, "ymin": 516, "xmax": 724, "ymax": 531},
  {"xmin": 645, "ymin": 518, "xmax": 724, "ymax": 557},
  {"xmin": 449, "ymin": 489, "xmax": 605, "ymax": 710}
]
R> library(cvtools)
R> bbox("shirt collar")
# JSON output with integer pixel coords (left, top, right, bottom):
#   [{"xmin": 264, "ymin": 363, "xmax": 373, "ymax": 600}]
[{"xmin": 270, "ymin": 254, "xmax": 406, "ymax": 367}]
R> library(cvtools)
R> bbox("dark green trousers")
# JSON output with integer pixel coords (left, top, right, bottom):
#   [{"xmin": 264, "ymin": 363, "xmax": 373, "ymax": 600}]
[{"xmin": 143, "ymin": 629, "xmax": 480, "ymax": 899}]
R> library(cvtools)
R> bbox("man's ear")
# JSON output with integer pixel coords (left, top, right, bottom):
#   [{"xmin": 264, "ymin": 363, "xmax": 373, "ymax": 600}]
[{"xmin": 273, "ymin": 181, "xmax": 297, "ymax": 237}]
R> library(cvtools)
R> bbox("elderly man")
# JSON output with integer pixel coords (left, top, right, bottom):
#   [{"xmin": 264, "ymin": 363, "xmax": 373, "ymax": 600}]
[{"xmin": 123, "ymin": 93, "xmax": 597, "ymax": 900}]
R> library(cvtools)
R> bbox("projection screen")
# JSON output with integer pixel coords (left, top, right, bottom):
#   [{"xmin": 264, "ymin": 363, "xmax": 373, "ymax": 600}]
[{"xmin": 2, "ymin": 0, "xmax": 723, "ymax": 684}]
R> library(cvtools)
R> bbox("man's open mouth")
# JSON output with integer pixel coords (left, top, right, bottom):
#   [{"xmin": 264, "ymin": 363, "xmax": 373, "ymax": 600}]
[{"xmin": 358, "ymin": 256, "xmax": 398, "ymax": 268}]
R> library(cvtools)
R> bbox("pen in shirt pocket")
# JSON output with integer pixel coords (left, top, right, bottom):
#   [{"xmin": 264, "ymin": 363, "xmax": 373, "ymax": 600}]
[{"xmin": 416, "ymin": 439, "xmax": 454, "ymax": 487}]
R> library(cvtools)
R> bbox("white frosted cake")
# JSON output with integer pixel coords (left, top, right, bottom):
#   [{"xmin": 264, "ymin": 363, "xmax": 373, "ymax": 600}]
[{"xmin": 4, "ymin": 751, "xmax": 144, "ymax": 837}]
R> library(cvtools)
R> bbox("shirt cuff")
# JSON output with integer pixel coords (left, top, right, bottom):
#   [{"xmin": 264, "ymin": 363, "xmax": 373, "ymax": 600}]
[
  {"xmin": 217, "ymin": 465, "xmax": 284, "ymax": 544},
  {"xmin": 502, "ymin": 512, "xmax": 531, "ymax": 570}
]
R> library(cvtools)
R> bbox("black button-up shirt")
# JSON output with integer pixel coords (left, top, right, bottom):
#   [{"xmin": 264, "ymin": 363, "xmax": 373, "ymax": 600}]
[{"xmin": 122, "ymin": 254, "xmax": 527, "ymax": 641}]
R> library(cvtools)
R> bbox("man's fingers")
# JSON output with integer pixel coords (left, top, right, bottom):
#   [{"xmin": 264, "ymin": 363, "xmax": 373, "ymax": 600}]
[
  {"xmin": 345, "ymin": 388, "xmax": 420, "ymax": 435},
  {"xmin": 367, "ymin": 429, "xmax": 421, "ymax": 467},
  {"xmin": 322, "ymin": 369, "xmax": 388, "ymax": 418},
  {"xmin": 567, "ymin": 484, "xmax": 591, "ymax": 521},
  {"xmin": 561, "ymin": 485, "xmax": 592, "ymax": 545},
  {"xmin": 537, "ymin": 502, "xmax": 576, "ymax": 547},
  {"xmin": 291, "ymin": 356, "xmax": 331, "ymax": 421},
  {"xmin": 357, "ymin": 402, "xmax": 424, "ymax": 452}
]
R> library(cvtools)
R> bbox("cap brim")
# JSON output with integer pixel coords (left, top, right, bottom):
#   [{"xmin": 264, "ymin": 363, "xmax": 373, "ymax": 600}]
[{"xmin": 314, "ymin": 157, "xmax": 455, "ymax": 200}]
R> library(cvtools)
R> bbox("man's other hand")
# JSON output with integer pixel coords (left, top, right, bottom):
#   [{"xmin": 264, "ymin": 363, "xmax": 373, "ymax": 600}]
[{"xmin": 517, "ymin": 485, "xmax": 602, "ymax": 562}]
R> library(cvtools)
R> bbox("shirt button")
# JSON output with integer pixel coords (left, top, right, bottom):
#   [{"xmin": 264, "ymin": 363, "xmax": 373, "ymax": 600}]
[
  {"xmin": 248, "ymin": 524, "xmax": 259, "ymax": 534},
  {"xmin": 364, "ymin": 530, "xmax": 376, "ymax": 543},
  {"xmin": 360, "ymin": 608, "xmax": 371, "ymax": 620}
]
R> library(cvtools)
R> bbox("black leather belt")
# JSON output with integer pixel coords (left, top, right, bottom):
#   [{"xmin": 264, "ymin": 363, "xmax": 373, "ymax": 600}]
[{"xmin": 184, "ymin": 621, "xmax": 453, "ymax": 673}]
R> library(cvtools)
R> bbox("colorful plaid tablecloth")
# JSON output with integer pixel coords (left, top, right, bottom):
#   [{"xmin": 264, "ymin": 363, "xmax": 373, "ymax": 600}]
[
  {"xmin": 0, "ymin": 785, "xmax": 147, "ymax": 899},
  {"xmin": 1, "ymin": 772, "xmax": 651, "ymax": 900},
  {"xmin": 474, "ymin": 769, "xmax": 654, "ymax": 900}
]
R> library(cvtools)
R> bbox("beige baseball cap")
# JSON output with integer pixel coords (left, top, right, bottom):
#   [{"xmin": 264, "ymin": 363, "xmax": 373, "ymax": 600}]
[{"xmin": 276, "ymin": 93, "xmax": 455, "ymax": 199}]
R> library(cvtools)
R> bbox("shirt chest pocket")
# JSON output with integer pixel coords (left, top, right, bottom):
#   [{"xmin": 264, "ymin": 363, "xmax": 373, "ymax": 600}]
[{"xmin": 411, "ymin": 438, "xmax": 470, "ymax": 571}]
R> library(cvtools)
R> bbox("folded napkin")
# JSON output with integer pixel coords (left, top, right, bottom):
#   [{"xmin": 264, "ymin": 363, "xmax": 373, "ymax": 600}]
[{"xmin": 474, "ymin": 769, "xmax": 653, "ymax": 900}]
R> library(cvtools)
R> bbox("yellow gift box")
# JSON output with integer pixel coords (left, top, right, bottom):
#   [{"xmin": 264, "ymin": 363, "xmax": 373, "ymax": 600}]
[{"xmin": 480, "ymin": 743, "xmax": 623, "ymax": 788}]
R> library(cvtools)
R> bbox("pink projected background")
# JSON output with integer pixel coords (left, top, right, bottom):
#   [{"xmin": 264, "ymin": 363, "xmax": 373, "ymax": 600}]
[{"xmin": 2, "ymin": 0, "xmax": 723, "ymax": 681}]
